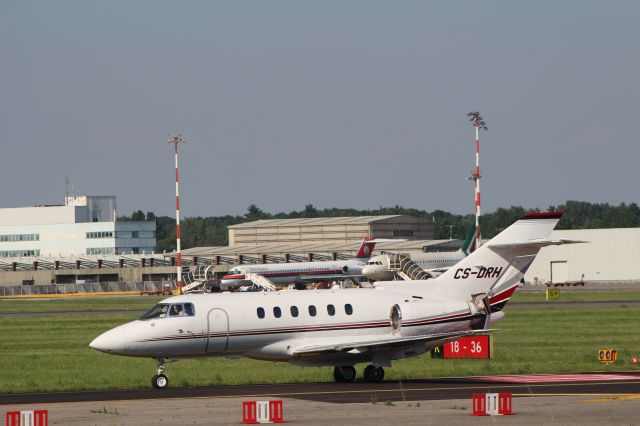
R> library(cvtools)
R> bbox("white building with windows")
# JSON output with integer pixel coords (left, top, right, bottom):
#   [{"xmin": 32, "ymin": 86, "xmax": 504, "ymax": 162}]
[{"xmin": 0, "ymin": 196, "xmax": 156, "ymax": 258}]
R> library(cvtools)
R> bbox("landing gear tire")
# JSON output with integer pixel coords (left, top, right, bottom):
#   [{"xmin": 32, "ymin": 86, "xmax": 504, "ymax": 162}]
[
  {"xmin": 152, "ymin": 357, "xmax": 170, "ymax": 389},
  {"xmin": 333, "ymin": 366, "xmax": 356, "ymax": 383},
  {"xmin": 152, "ymin": 374, "xmax": 169, "ymax": 389},
  {"xmin": 363, "ymin": 365, "xmax": 384, "ymax": 383}
]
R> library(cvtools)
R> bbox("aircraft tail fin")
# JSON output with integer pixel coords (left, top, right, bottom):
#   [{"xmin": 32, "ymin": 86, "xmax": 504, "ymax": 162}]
[
  {"xmin": 461, "ymin": 222, "xmax": 477, "ymax": 255},
  {"xmin": 354, "ymin": 238, "xmax": 376, "ymax": 259},
  {"xmin": 433, "ymin": 212, "xmax": 565, "ymax": 302}
]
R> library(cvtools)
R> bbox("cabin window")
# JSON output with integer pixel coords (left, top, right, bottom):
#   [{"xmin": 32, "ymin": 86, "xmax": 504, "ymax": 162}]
[
  {"xmin": 139, "ymin": 303, "xmax": 170, "ymax": 320},
  {"xmin": 290, "ymin": 306, "xmax": 299, "ymax": 317},
  {"xmin": 327, "ymin": 304, "xmax": 335, "ymax": 316},
  {"xmin": 345, "ymin": 304, "xmax": 353, "ymax": 315},
  {"xmin": 257, "ymin": 307, "xmax": 265, "ymax": 319},
  {"xmin": 273, "ymin": 307, "xmax": 282, "ymax": 318},
  {"xmin": 308, "ymin": 305, "xmax": 317, "ymax": 317}
]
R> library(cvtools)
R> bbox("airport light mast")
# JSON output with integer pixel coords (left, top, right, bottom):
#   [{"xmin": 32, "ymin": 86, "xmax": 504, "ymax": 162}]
[
  {"xmin": 466, "ymin": 111, "xmax": 487, "ymax": 243},
  {"xmin": 168, "ymin": 135, "xmax": 185, "ymax": 294}
]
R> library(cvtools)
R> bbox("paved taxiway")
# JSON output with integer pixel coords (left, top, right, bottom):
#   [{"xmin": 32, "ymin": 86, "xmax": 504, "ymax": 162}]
[
  {"xmin": 3, "ymin": 374, "xmax": 640, "ymax": 405},
  {"xmin": 3, "ymin": 387, "xmax": 640, "ymax": 425}
]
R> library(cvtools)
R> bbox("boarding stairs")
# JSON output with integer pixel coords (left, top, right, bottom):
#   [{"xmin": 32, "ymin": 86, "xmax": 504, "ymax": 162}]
[
  {"xmin": 247, "ymin": 273, "xmax": 277, "ymax": 291},
  {"xmin": 183, "ymin": 265, "xmax": 215, "ymax": 293},
  {"xmin": 387, "ymin": 253, "xmax": 432, "ymax": 281}
]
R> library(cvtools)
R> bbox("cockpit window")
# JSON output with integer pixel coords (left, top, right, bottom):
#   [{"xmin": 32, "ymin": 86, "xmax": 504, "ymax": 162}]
[
  {"xmin": 168, "ymin": 303, "xmax": 195, "ymax": 317},
  {"xmin": 140, "ymin": 303, "xmax": 169, "ymax": 319},
  {"xmin": 184, "ymin": 303, "xmax": 195, "ymax": 316},
  {"xmin": 139, "ymin": 303, "xmax": 195, "ymax": 320}
]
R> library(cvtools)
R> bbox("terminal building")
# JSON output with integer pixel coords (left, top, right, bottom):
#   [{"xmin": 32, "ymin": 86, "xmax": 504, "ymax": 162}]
[
  {"xmin": 0, "ymin": 195, "xmax": 156, "ymax": 258},
  {"xmin": 0, "ymin": 195, "xmax": 167, "ymax": 291}
]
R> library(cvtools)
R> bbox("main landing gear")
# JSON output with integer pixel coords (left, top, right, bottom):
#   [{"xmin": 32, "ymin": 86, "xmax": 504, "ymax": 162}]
[
  {"xmin": 332, "ymin": 365, "xmax": 385, "ymax": 383},
  {"xmin": 333, "ymin": 366, "xmax": 357, "ymax": 382},
  {"xmin": 152, "ymin": 358, "xmax": 169, "ymax": 389},
  {"xmin": 363, "ymin": 365, "xmax": 384, "ymax": 383}
]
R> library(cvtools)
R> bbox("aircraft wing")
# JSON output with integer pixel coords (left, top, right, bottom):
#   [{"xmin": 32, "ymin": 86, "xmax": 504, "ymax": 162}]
[{"xmin": 292, "ymin": 329, "xmax": 493, "ymax": 356}]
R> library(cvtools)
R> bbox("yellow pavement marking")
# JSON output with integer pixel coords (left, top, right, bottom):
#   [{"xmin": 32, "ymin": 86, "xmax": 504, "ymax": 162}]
[{"xmin": 581, "ymin": 394, "xmax": 640, "ymax": 403}]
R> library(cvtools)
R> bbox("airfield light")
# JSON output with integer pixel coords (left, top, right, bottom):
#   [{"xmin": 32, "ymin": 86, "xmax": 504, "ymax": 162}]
[
  {"xmin": 168, "ymin": 135, "xmax": 186, "ymax": 294},
  {"xmin": 466, "ymin": 112, "xmax": 487, "ymax": 243}
]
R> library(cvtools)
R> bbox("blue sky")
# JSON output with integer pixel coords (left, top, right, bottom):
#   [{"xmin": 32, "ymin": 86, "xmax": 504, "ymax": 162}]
[{"xmin": 2, "ymin": 1, "xmax": 639, "ymax": 217}]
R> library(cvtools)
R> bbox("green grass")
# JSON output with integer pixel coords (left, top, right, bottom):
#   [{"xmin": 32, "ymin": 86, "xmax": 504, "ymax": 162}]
[
  {"xmin": 1, "ymin": 299, "xmax": 639, "ymax": 393},
  {"xmin": 0, "ymin": 297, "xmax": 163, "ymax": 313},
  {"xmin": 510, "ymin": 290, "xmax": 640, "ymax": 303}
]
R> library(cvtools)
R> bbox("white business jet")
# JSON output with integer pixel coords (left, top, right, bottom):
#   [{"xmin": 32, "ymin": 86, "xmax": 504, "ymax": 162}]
[
  {"xmin": 220, "ymin": 238, "xmax": 379, "ymax": 289},
  {"xmin": 90, "ymin": 212, "xmax": 565, "ymax": 389}
]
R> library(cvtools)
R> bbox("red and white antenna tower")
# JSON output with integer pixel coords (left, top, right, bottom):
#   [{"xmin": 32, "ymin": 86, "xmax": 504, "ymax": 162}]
[
  {"xmin": 466, "ymin": 111, "xmax": 487, "ymax": 243},
  {"xmin": 168, "ymin": 135, "xmax": 185, "ymax": 294}
]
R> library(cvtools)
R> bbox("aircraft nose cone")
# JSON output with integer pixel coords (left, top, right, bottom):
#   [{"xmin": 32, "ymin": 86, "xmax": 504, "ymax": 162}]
[
  {"xmin": 362, "ymin": 265, "xmax": 375, "ymax": 277},
  {"xmin": 90, "ymin": 328, "xmax": 126, "ymax": 354}
]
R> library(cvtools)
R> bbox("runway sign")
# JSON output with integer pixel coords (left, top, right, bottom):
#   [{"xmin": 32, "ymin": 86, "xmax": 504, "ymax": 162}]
[
  {"xmin": 5, "ymin": 410, "xmax": 48, "ymax": 426},
  {"xmin": 545, "ymin": 289, "xmax": 560, "ymax": 301},
  {"xmin": 242, "ymin": 400, "xmax": 284, "ymax": 424},
  {"xmin": 442, "ymin": 335, "xmax": 492, "ymax": 359},
  {"xmin": 598, "ymin": 349, "xmax": 617, "ymax": 363},
  {"xmin": 471, "ymin": 393, "xmax": 513, "ymax": 416}
]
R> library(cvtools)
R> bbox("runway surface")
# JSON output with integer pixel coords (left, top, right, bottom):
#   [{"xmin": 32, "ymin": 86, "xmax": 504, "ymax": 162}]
[{"xmin": 3, "ymin": 373, "xmax": 640, "ymax": 406}]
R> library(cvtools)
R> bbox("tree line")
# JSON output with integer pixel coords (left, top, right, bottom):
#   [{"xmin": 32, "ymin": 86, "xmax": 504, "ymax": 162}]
[{"xmin": 117, "ymin": 201, "xmax": 640, "ymax": 253}]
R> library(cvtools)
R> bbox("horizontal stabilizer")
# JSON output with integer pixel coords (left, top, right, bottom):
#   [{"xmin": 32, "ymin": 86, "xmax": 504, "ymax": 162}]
[{"xmin": 489, "ymin": 238, "xmax": 587, "ymax": 249}]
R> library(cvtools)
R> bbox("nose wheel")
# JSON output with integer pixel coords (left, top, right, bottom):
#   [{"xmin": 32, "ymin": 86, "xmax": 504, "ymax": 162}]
[
  {"xmin": 152, "ymin": 358, "xmax": 169, "ymax": 389},
  {"xmin": 363, "ymin": 365, "xmax": 384, "ymax": 383},
  {"xmin": 152, "ymin": 373, "xmax": 169, "ymax": 389}
]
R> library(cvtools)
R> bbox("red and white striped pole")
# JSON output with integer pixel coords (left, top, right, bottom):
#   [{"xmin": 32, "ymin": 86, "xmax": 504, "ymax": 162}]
[
  {"xmin": 474, "ymin": 118, "xmax": 481, "ymax": 242},
  {"xmin": 467, "ymin": 112, "xmax": 487, "ymax": 243},
  {"xmin": 169, "ymin": 135, "xmax": 185, "ymax": 294}
]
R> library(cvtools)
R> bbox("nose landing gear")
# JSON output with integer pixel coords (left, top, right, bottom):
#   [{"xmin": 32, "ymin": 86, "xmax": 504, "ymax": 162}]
[{"xmin": 152, "ymin": 358, "xmax": 169, "ymax": 389}]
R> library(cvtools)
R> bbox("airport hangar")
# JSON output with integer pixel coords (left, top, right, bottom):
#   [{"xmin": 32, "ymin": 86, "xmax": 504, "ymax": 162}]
[
  {"xmin": 524, "ymin": 228, "xmax": 640, "ymax": 285},
  {"xmin": 2, "ymin": 211, "xmax": 640, "ymax": 290},
  {"xmin": 0, "ymin": 215, "xmax": 454, "ymax": 290},
  {"xmin": 186, "ymin": 221, "xmax": 640, "ymax": 286},
  {"xmin": 176, "ymin": 215, "xmax": 456, "ymax": 280}
]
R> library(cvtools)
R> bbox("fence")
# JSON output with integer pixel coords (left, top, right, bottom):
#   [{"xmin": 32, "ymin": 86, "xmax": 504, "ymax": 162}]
[{"xmin": 0, "ymin": 281, "xmax": 176, "ymax": 296}]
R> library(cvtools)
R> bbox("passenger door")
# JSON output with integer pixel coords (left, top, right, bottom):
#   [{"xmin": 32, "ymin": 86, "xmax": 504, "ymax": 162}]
[{"xmin": 206, "ymin": 308, "xmax": 229, "ymax": 353}]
